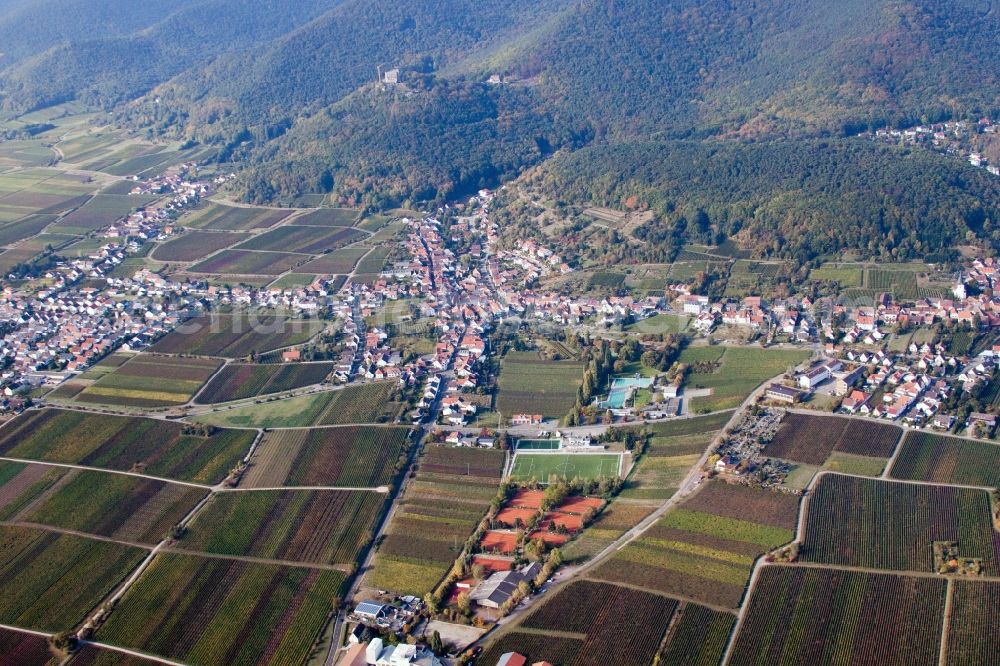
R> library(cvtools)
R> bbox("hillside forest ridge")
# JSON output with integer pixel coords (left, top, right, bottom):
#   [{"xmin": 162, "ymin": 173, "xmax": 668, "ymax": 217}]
[{"xmin": 0, "ymin": 1, "xmax": 999, "ymax": 666}]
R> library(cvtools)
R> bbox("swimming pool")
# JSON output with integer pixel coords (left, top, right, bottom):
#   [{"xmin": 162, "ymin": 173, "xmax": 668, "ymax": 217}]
[{"xmin": 611, "ymin": 377, "xmax": 653, "ymax": 389}]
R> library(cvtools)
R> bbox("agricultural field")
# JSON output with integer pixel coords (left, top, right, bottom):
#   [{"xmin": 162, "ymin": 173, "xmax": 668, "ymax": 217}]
[
  {"xmin": 622, "ymin": 412, "xmax": 729, "ymax": 500},
  {"xmin": 177, "ymin": 489, "xmax": 385, "ymax": 566},
  {"xmin": 353, "ymin": 245, "xmax": 392, "ymax": 275},
  {"xmin": 234, "ymin": 225, "xmax": 364, "ymax": 254},
  {"xmin": 195, "ymin": 362, "xmax": 333, "ymax": 403},
  {"xmin": 94, "ymin": 553, "xmax": 344, "ymax": 666},
  {"xmin": 266, "ymin": 272, "xmax": 317, "ymax": 289},
  {"xmin": 0, "ymin": 525, "xmax": 146, "ymax": 632},
  {"xmin": 560, "ymin": 503, "xmax": 655, "ymax": 563},
  {"xmin": 593, "ymin": 481, "xmax": 798, "ymax": 607},
  {"xmin": 656, "ymin": 603, "xmax": 735, "ymax": 665},
  {"xmin": 368, "ymin": 445, "xmax": 505, "ymax": 596},
  {"xmin": 183, "ymin": 203, "xmax": 292, "ymax": 230},
  {"xmin": 801, "ymin": 474, "xmax": 1000, "ymax": 574},
  {"xmin": 194, "ymin": 382, "xmax": 401, "ymax": 428},
  {"xmin": 0, "ymin": 408, "xmax": 255, "ymax": 484},
  {"xmin": 291, "ymin": 208, "xmax": 359, "ymax": 226},
  {"xmin": 0, "ymin": 461, "xmax": 206, "ymax": 543},
  {"xmin": 625, "ymin": 312, "xmax": 689, "ymax": 334},
  {"xmin": 509, "ymin": 453, "xmax": 622, "ymax": 483},
  {"xmin": 587, "ymin": 271, "xmax": 626, "ymax": 289},
  {"xmin": 294, "ymin": 246, "xmax": 370, "ymax": 274},
  {"xmin": 681, "ymin": 346, "xmax": 810, "ymax": 412},
  {"xmin": 765, "ymin": 413, "xmax": 902, "ymax": 465},
  {"xmin": 729, "ymin": 566, "xmax": 945, "ymax": 666},
  {"xmin": 189, "ymin": 249, "xmax": 304, "ymax": 275},
  {"xmin": 946, "ymin": 580, "xmax": 1000, "ymax": 666},
  {"xmin": 0, "ymin": 628, "xmax": 59, "ymax": 666},
  {"xmin": 808, "ymin": 263, "xmax": 864, "ymax": 287},
  {"xmin": 496, "ymin": 351, "xmax": 583, "ymax": 419},
  {"xmin": 50, "ymin": 193, "xmax": 156, "ymax": 234},
  {"xmin": 511, "ymin": 579, "xmax": 679, "ymax": 665},
  {"xmin": 152, "ymin": 231, "xmax": 250, "ymax": 262},
  {"xmin": 889, "ymin": 431, "xmax": 1000, "ymax": 487},
  {"xmin": 69, "ymin": 354, "xmax": 221, "ymax": 407},
  {"xmin": 150, "ymin": 312, "xmax": 325, "ymax": 358},
  {"xmin": 243, "ymin": 426, "xmax": 410, "ymax": 488}
]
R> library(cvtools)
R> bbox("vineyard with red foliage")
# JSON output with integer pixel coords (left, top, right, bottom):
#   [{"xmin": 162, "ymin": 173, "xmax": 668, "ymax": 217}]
[
  {"xmin": 730, "ymin": 566, "xmax": 945, "ymax": 666},
  {"xmin": 802, "ymin": 474, "xmax": 1000, "ymax": 574},
  {"xmin": 766, "ymin": 413, "xmax": 901, "ymax": 464}
]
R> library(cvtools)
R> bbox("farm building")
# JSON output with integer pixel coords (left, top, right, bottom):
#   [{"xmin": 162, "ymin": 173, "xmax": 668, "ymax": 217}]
[
  {"xmin": 470, "ymin": 563, "xmax": 541, "ymax": 609},
  {"xmin": 353, "ymin": 601, "xmax": 388, "ymax": 622}
]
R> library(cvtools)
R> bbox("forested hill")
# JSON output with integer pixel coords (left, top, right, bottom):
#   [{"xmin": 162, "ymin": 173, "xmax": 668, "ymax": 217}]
[
  {"xmin": 506, "ymin": 140, "xmax": 1000, "ymax": 262},
  {"xmin": 0, "ymin": 0, "xmax": 998, "ymax": 255}
]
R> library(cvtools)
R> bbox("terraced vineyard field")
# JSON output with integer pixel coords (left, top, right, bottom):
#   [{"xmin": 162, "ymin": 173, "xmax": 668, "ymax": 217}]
[
  {"xmin": 150, "ymin": 313, "xmax": 325, "ymax": 358},
  {"xmin": 592, "ymin": 481, "xmax": 798, "ymax": 607},
  {"xmin": 765, "ymin": 412, "xmax": 902, "ymax": 464},
  {"xmin": 244, "ymin": 426, "xmax": 409, "ymax": 488},
  {"xmin": 195, "ymin": 362, "xmax": 334, "ymax": 403},
  {"xmin": 801, "ymin": 474, "xmax": 1000, "ymax": 574},
  {"xmin": 369, "ymin": 445, "xmax": 505, "ymax": 596},
  {"xmin": 0, "ymin": 409, "xmax": 255, "ymax": 484},
  {"xmin": 95, "ymin": 553, "xmax": 344, "ymax": 666},
  {"xmin": 889, "ymin": 431, "xmax": 1000, "ymax": 487},
  {"xmin": 0, "ymin": 525, "xmax": 146, "ymax": 632},
  {"xmin": 730, "ymin": 566, "xmax": 945, "ymax": 666},
  {"xmin": 177, "ymin": 489, "xmax": 385, "ymax": 565},
  {"xmin": 0, "ymin": 461, "xmax": 206, "ymax": 543}
]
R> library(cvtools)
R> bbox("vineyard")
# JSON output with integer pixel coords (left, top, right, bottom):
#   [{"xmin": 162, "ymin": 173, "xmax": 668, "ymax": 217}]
[
  {"xmin": 656, "ymin": 603, "xmax": 735, "ymax": 665},
  {"xmin": 368, "ymin": 445, "xmax": 505, "ymax": 596},
  {"xmin": 234, "ymin": 225, "xmax": 364, "ymax": 254},
  {"xmin": 765, "ymin": 413, "xmax": 902, "ymax": 464},
  {"xmin": 72, "ymin": 354, "xmax": 221, "ymax": 407},
  {"xmin": 0, "ymin": 409, "xmax": 255, "ymax": 484},
  {"xmin": 95, "ymin": 553, "xmax": 344, "ymax": 666},
  {"xmin": 244, "ymin": 426, "xmax": 410, "ymax": 488},
  {"xmin": 946, "ymin": 580, "xmax": 1000, "ymax": 666},
  {"xmin": 622, "ymin": 422, "xmax": 723, "ymax": 500},
  {"xmin": 295, "ymin": 246, "xmax": 370, "ymax": 274},
  {"xmin": 195, "ymin": 362, "xmax": 334, "ymax": 403},
  {"xmin": 190, "ymin": 249, "xmax": 304, "ymax": 275},
  {"xmin": 0, "ymin": 526, "xmax": 146, "ymax": 632},
  {"xmin": 593, "ymin": 481, "xmax": 797, "ymax": 607},
  {"xmin": 152, "ymin": 231, "xmax": 250, "ymax": 262},
  {"xmin": 729, "ymin": 566, "xmax": 946, "ymax": 665},
  {"xmin": 0, "ymin": 628, "xmax": 58, "ymax": 666},
  {"xmin": 478, "ymin": 634, "xmax": 584, "ymax": 665},
  {"xmin": 889, "ymin": 431, "xmax": 1000, "ymax": 487},
  {"xmin": 184, "ymin": 203, "xmax": 291, "ymax": 230},
  {"xmin": 802, "ymin": 474, "xmax": 1000, "ymax": 574},
  {"xmin": 177, "ymin": 489, "xmax": 385, "ymax": 565},
  {"xmin": 293, "ymin": 208, "xmax": 359, "ymax": 226},
  {"xmin": 315, "ymin": 382, "xmax": 400, "ymax": 424},
  {"xmin": 0, "ymin": 462, "xmax": 206, "ymax": 544},
  {"xmin": 150, "ymin": 313, "xmax": 324, "ymax": 358},
  {"xmin": 496, "ymin": 351, "xmax": 584, "ymax": 419},
  {"xmin": 518, "ymin": 580, "xmax": 679, "ymax": 665}
]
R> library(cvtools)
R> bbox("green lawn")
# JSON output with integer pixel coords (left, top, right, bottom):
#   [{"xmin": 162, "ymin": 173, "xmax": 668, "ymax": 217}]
[
  {"xmin": 509, "ymin": 453, "xmax": 622, "ymax": 482},
  {"xmin": 682, "ymin": 347, "xmax": 811, "ymax": 412}
]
